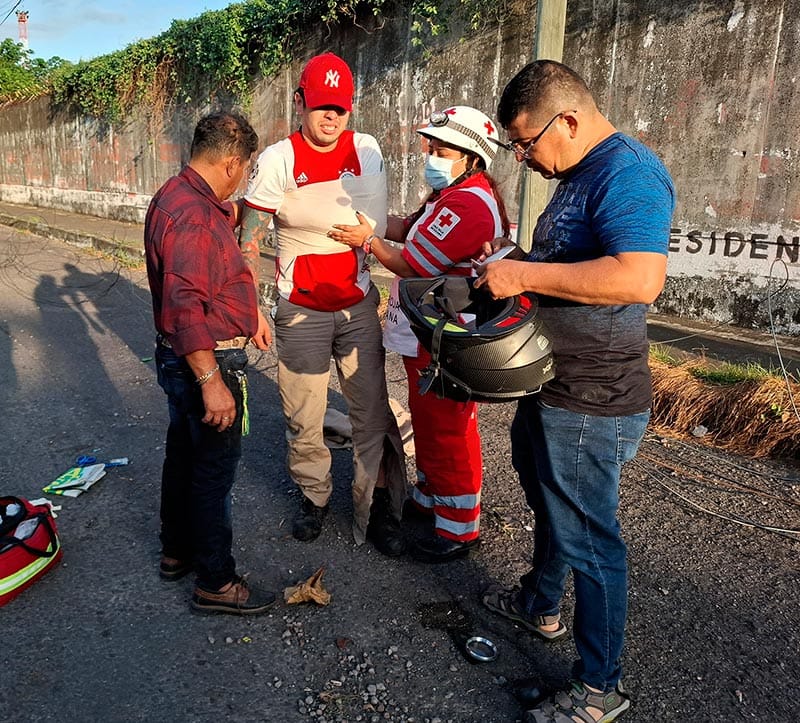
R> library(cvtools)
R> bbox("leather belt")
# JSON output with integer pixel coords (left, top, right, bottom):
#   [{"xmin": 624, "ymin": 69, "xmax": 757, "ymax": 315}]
[
  {"xmin": 157, "ymin": 335, "xmax": 249, "ymax": 350},
  {"xmin": 214, "ymin": 336, "xmax": 249, "ymax": 350}
]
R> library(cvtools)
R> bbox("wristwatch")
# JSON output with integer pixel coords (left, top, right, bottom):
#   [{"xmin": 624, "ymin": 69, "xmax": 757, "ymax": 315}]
[{"xmin": 362, "ymin": 234, "xmax": 378, "ymax": 255}]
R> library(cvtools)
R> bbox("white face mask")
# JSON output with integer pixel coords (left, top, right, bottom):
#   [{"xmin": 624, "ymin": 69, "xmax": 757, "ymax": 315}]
[{"xmin": 424, "ymin": 154, "xmax": 466, "ymax": 190}]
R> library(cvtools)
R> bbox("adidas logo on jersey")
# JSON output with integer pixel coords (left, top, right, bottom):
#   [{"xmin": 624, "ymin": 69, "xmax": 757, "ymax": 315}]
[{"xmin": 296, "ymin": 172, "xmax": 309, "ymax": 185}]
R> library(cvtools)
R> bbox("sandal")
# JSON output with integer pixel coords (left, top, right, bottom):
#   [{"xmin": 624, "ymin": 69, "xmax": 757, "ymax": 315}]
[
  {"xmin": 524, "ymin": 680, "xmax": 630, "ymax": 723},
  {"xmin": 482, "ymin": 584, "xmax": 568, "ymax": 642}
]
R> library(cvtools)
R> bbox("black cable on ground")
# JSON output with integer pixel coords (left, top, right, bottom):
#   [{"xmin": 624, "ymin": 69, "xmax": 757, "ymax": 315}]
[{"xmin": 631, "ymin": 457, "xmax": 800, "ymax": 542}]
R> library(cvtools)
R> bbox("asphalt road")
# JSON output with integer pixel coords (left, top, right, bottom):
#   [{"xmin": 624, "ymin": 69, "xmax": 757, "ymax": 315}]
[{"xmin": 1, "ymin": 226, "xmax": 798, "ymax": 722}]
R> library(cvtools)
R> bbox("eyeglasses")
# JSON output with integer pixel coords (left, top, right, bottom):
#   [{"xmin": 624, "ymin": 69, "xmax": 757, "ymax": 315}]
[{"xmin": 492, "ymin": 110, "xmax": 577, "ymax": 161}]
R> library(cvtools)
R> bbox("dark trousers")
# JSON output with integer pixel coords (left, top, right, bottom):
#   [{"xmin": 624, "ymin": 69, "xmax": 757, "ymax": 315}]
[{"xmin": 155, "ymin": 344, "xmax": 247, "ymax": 591}]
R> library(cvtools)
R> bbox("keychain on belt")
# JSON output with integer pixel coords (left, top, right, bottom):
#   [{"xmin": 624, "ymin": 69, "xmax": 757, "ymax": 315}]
[{"xmin": 232, "ymin": 370, "xmax": 250, "ymax": 436}]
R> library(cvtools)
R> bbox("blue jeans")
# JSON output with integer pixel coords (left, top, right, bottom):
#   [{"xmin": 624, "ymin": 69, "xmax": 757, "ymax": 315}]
[
  {"xmin": 511, "ymin": 397, "xmax": 649, "ymax": 691},
  {"xmin": 155, "ymin": 344, "xmax": 248, "ymax": 592}
]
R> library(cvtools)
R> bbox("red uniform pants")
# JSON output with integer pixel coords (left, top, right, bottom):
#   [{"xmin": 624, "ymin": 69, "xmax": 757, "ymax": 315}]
[{"xmin": 403, "ymin": 350, "xmax": 482, "ymax": 541}]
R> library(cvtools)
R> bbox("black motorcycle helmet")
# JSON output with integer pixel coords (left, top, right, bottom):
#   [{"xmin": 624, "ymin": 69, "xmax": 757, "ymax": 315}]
[{"xmin": 398, "ymin": 276, "xmax": 555, "ymax": 402}]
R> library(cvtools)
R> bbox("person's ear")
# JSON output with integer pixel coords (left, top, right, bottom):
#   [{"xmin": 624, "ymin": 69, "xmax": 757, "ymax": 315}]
[
  {"xmin": 562, "ymin": 111, "xmax": 579, "ymax": 138},
  {"xmin": 225, "ymin": 156, "xmax": 240, "ymax": 178},
  {"xmin": 293, "ymin": 92, "xmax": 305, "ymax": 114}
]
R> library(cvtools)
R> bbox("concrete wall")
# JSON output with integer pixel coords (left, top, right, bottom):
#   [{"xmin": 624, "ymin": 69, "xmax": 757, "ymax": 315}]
[
  {"xmin": 1, "ymin": 0, "xmax": 799, "ymax": 334},
  {"xmin": 0, "ymin": 96, "xmax": 167, "ymax": 222},
  {"xmin": 566, "ymin": 0, "xmax": 800, "ymax": 333}
]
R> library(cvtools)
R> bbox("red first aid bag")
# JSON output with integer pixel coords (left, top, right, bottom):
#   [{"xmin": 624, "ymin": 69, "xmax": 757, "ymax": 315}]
[{"xmin": 0, "ymin": 496, "xmax": 62, "ymax": 607}]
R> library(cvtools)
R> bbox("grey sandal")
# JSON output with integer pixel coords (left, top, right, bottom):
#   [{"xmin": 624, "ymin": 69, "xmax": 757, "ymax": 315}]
[
  {"xmin": 524, "ymin": 680, "xmax": 630, "ymax": 722},
  {"xmin": 482, "ymin": 584, "xmax": 568, "ymax": 641}
]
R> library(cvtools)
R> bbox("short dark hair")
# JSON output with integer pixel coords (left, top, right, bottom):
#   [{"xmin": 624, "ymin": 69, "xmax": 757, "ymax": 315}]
[
  {"xmin": 190, "ymin": 112, "xmax": 258, "ymax": 162},
  {"xmin": 497, "ymin": 60, "xmax": 596, "ymax": 128}
]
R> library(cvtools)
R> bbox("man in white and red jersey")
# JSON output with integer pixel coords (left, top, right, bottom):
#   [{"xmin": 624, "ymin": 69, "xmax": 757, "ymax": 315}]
[{"xmin": 238, "ymin": 52, "xmax": 406, "ymax": 556}]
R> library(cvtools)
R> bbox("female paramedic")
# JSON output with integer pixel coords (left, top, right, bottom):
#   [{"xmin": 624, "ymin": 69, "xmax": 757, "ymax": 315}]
[{"xmin": 328, "ymin": 106, "xmax": 511, "ymax": 562}]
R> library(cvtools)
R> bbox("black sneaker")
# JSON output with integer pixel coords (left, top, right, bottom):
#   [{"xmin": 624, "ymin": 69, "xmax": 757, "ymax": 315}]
[
  {"xmin": 292, "ymin": 497, "xmax": 329, "ymax": 541},
  {"xmin": 191, "ymin": 575, "xmax": 276, "ymax": 616},
  {"xmin": 367, "ymin": 488, "xmax": 407, "ymax": 557},
  {"xmin": 411, "ymin": 532, "xmax": 480, "ymax": 563}
]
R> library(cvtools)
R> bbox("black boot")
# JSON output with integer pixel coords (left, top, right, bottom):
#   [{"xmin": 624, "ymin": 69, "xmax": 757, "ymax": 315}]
[
  {"xmin": 292, "ymin": 497, "xmax": 329, "ymax": 541},
  {"xmin": 367, "ymin": 488, "xmax": 406, "ymax": 557}
]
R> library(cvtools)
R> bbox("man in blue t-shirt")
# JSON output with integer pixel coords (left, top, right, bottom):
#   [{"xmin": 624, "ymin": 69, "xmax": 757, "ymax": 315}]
[{"xmin": 475, "ymin": 60, "xmax": 675, "ymax": 723}]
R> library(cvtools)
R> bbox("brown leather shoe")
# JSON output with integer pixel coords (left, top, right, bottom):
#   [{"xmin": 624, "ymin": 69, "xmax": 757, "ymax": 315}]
[
  {"xmin": 191, "ymin": 575, "xmax": 276, "ymax": 615},
  {"xmin": 160, "ymin": 556, "xmax": 193, "ymax": 581}
]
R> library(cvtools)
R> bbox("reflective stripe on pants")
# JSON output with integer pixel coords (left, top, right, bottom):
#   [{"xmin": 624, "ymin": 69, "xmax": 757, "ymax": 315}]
[{"xmin": 404, "ymin": 351, "xmax": 482, "ymax": 541}]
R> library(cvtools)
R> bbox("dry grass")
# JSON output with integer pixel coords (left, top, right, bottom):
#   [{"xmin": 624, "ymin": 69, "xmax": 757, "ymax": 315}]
[{"xmin": 650, "ymin": 359, "xmax": 800, "ymax": 459}]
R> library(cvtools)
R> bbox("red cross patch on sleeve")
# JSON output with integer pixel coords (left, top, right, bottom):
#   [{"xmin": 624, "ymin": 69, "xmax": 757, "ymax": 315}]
[{"xmin": 427, "ymin": 207, "xmax": 461, "ymax": 240}]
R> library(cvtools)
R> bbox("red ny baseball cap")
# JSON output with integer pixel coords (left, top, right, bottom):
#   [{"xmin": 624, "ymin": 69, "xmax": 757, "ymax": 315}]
[{"xmin": 298, "ymin": 53, "xmax": 354, "ymax": 112}]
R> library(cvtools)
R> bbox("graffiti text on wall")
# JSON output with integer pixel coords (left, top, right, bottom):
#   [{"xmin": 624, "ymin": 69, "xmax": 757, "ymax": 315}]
[{"xmin": 669, "ymin": 229, "xmax": 799, "ymax": 264}]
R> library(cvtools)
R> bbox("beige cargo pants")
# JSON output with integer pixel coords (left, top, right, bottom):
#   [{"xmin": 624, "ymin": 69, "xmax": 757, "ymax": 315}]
[{"xmin": 273, "ymin": 285, "xmax": 406, "ymax": 543}]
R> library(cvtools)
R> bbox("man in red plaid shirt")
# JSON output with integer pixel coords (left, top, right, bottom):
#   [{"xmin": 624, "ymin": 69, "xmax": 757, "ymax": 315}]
[{"xmin": 145, "ymin": 111, "xmax": 275, "ymax": 615}]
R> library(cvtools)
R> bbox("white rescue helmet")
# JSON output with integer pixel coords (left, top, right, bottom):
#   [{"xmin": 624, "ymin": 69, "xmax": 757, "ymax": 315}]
[{"xmin": 417, "ymin": 106, "xmax": 498, "ymax": 169}]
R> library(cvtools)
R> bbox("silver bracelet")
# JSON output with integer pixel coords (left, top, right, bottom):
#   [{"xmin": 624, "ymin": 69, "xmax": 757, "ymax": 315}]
[{"xmin": 196, "ymin": 364, "xmax": 220, "ymax": 385}]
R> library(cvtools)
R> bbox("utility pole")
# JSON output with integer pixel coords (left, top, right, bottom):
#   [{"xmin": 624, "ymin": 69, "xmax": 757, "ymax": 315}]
[
  {"xmin": 516, "ymin": 0, "xmax": 567, "ymax": 250},
  {"xmin": 16, "ymin": 10, "xmax": 29, "ymax": 52}
]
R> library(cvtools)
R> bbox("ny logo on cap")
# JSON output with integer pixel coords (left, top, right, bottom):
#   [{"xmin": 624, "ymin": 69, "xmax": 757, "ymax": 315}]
[{"xmin": 325, "ymin": 69, "xmax": 340, "ymax": 88}]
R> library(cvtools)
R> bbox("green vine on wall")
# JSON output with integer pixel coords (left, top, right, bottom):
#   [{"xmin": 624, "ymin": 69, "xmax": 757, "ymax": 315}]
[
  {"xmin": 46, "ymin": 0, "xmax": 391, "ymax": 123},
  {"xmin": 411, "ymin": 0, "xmax": 512, "ymax": 49},
  {"xmin": 5, "ymin": 0, "xmax": 509, "ymax": 123}
]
